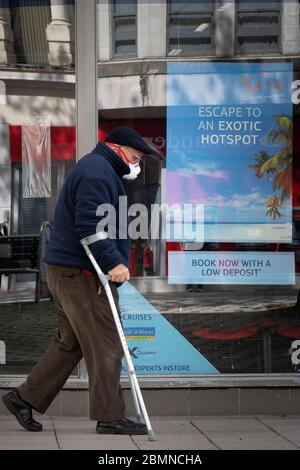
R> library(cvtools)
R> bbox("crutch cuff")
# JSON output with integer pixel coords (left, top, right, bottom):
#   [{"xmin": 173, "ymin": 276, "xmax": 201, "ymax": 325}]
[{"xmin": 80, "ymin": 231, "xmax": 108, "ymax": 246}]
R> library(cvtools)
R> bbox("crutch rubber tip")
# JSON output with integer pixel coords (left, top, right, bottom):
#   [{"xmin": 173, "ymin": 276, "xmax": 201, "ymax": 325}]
[{"xmin": 148, "ymin": 430, "xmax": 156, "ymax": 441}]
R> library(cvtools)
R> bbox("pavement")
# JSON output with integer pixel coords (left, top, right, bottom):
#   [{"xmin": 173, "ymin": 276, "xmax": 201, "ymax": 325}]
[{"xmin": 0, "ymin": 415, "xmax": 300, "ymax": 450}]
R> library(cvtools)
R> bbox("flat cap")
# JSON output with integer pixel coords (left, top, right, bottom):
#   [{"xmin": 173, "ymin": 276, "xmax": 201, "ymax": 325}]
[{"xmin": 105, "ymin": 126, "xmax": 153, "ymax": 155}]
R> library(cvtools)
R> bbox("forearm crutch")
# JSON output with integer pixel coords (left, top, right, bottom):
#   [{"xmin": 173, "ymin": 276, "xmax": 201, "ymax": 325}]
[{"xmin": 80, "ymin": 237, "xmax": 156, "ymax": 441}]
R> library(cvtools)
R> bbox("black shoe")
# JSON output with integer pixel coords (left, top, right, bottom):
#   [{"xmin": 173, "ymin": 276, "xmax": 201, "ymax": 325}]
[
  {"xmin": 96, "ymin": 417, "xmax": 147, "ymax": 435},
  {"xmin": 2, "ymin": 390, "xmax": 43, "ymax": 432}
]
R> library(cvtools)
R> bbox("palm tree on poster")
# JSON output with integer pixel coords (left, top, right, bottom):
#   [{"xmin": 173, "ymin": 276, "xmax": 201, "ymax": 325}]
[{"xmin": 249, "ymin": 114, "xmax": 292, "ymax": 219}]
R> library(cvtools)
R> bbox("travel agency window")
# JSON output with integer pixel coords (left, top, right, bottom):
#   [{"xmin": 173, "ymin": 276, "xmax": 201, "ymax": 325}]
[
  {"xmin": 0, "ymin": 0, "xmax": 76, "ymax": 378},
  {"xmin": 98, "ymin": 0, "xmax": 300, "ymax": 384}
]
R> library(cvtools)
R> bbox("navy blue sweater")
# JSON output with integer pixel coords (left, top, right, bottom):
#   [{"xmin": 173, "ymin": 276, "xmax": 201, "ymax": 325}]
[{"xmin": 44, "ymin": 142, "xmax": 131, "ymax": 274}]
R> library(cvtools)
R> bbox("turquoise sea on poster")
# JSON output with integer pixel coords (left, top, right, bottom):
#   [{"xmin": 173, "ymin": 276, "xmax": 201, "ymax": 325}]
[{"xmin": 166, "ymin": 62, "xmax": 293, "ymax": 243}]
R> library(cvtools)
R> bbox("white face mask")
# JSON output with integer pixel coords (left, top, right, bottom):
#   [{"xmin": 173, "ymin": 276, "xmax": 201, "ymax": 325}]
[{"xmin": 122, "ymin": 163, "xmax": 141, "ymax": 181}]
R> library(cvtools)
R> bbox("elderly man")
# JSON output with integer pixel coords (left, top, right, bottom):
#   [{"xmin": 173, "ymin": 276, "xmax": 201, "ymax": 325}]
[{"xmin": 2, "ymin": 127, "xmax": 153, "ymax": 435}]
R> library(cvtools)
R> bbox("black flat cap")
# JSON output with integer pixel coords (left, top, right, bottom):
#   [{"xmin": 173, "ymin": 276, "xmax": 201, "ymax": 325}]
[{"xmin": 105, "ymin": 126, "xmax": 153, "ymax": 155}]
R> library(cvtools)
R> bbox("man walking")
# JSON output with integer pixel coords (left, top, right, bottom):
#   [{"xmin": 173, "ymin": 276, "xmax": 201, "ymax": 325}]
[{"xmin": 2, "ymin": 127, "xmax": 154, "ymax": 435}]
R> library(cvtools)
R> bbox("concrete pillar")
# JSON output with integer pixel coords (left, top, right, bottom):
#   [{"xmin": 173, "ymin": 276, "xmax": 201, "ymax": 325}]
[
  {"xmin": 138, "ymin": 0, "xmax": 167, "ymax": 58},
  {"xmin": 76, "ymin": 0, "xmax": 98, "ymax": 159},
  {"xmin": 215, "ymin": 1, "xmax": 235, "ymax": 57},
  {"xmin": 46, "ymin": 1, "xmax": 74, "ymax": 66},
  {"xmin": 0, "ymin": 124, "xmax": 11, "ymax": 231},
  {"xmin": 282, "ymin": 0, "xmax": 300, "ymax": 55},
  {"xmin": 97, "ymin": 0, "xmax": 111, "ymax": 62},
  {"xmin": 0, "ymin": 1, "xmax": 16, "ymax": 65}
]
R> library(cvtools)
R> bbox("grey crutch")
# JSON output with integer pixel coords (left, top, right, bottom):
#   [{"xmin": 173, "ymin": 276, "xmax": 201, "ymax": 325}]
[{"xmin": 80, "ymin": 236, "xmax": 156, "ymax": 441}]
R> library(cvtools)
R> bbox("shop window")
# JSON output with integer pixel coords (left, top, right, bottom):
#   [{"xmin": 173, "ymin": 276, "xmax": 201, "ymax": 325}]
[
  {"xmin": 113, "ymin": 0, "xmax": 137, "ymax": 57},
  {"xmin": 0, "ymin": 1, "xmax": 77, "ymax": 377},
  {"xmin": 236, "ymin": 1, "xmax": 281, "ymax": 54},
  {"xmin": 167, "ymin": 0, "xmax": 214, "ymax": 57}
]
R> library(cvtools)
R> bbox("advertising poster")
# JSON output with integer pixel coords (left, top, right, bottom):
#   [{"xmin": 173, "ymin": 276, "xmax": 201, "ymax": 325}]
[
  {"xmin": 168, "ymin": 251, "xmax": 295, "ymax": 286},
  {"xmin": 166, "ymin": 62, "xmax": 293, "ymax": 243}
]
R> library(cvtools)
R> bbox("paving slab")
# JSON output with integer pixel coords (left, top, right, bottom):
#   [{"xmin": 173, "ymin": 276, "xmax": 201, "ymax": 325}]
[
  {"xmin": 132, "ymin": 418, "xmax": 217, "ymax": 450},
  {"xmin": 52, "ymin": 417, "xmax": 137, "ymax": 450},
  {"xmin": 258, "ymin": 416, "xmax": 300, "ymax": 449},
  {"xmin": 192, "ymin": 417, "xmax": 298, "ymax": 450},
  {"xmin": 0, "ymin": 415, "xmax": 53, "ymax": 434}
]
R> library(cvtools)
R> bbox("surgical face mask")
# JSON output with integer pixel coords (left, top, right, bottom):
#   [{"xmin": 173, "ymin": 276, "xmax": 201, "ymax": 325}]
[{"xmin": 122, "ymin": 163, "xmax": 141, "ymax": 181}]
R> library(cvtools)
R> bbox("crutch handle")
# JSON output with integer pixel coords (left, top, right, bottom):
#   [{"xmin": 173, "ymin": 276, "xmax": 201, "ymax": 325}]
[{"xmin": 96, "ymin": 274, "xmax": 111, "ymax": 295}]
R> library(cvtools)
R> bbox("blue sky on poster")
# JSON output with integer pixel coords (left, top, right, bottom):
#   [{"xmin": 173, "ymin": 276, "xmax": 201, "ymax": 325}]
[{"xmin": 167, "ymin": 63, "xmax": 293, "ymax": 224}]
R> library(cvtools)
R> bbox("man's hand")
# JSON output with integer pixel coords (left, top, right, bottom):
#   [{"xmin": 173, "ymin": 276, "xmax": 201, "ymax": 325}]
[{"xmin": 108, "ymin": 264, "xmax": 130, "ymax": 283}]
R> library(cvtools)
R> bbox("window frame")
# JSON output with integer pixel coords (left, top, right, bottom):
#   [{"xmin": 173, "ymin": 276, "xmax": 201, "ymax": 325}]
[
  {"xmin": 111, "ymin": 0, "xmax": 137, "ymax": 59},
  {"xmin": 235, "ymin": 1, "xmax": 282, "ymax": 55},
  {"xmin": 166, "ymin": 0, "xmax": 215, "ymax": 57}
]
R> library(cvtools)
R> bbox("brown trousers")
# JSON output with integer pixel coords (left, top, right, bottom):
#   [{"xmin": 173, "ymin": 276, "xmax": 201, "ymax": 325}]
[{"xmin": 18, "ymin": 265, "xmax": 125, "ymax": 421}]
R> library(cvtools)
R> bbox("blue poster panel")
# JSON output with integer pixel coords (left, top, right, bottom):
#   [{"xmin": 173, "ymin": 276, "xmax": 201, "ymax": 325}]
[
  {"xmin": 166, "ymin": 62, "xmax": 293, "ymax": 243},
  {"xmin": 119, "ymin": 282, "xmax": 218, "ymax": 375}
]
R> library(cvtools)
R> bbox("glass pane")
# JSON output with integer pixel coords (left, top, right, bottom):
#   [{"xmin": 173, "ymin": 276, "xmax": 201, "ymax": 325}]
[
  {"xmin": 165, "ymin": 60, "xmax": 298, "ymax": 377},
  {"xmin": 96, "ymin": 0, "xmax": 300, "ymax": 381},
  {"xmin": 238, "ymin": 36, "xmax": 279, "ymax": 53},
  {"xmin": 115, "ymin": 16, "xmax": 136, "ymax": 37},
  {"xmin": 169, "ymin": 0, "xmax": 213, "ymax": 14},
  {"xmin": 237, "ymin": 12, "xmax": 280, "ymax": 53},
  {"xmin": 114, "ymin": 16, "xmax": 136, "ymax": 55},
  {"xmin": 238, "ymin": 12, "xmax": 279, "ymax": 31},
  {"xmin": 0, "ymin": 1, "xmax": 77, "ymax": 376},
  {"xmin": 168, "ymin": 14, "xmax": 213, "ymax": 56},
  {"xmin": 238, "ymin": 1, "xmax": 281, "ymax": 11},
  {"xmin": 114, "ymin": 0, "xmax": 137, "ymax": 17},
  {"xmin": 115, "ymin": 40, "xmax": 136, "ymax": 55}
]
